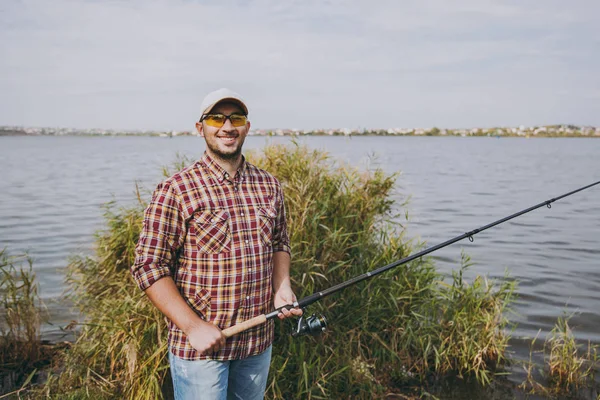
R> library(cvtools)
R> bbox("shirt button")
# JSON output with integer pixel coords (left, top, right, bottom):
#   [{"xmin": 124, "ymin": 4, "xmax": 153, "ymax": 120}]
[
  {"xmin": 246, "ymin": 296, "xmax": 250, "ymax": 300},
  {"xmin": 245, "ymin": 239, "xmax": 249, "ymax": 244},
  {"xmin": 241, "ymin": 212, "xmax": 244, "ymax": 216}
]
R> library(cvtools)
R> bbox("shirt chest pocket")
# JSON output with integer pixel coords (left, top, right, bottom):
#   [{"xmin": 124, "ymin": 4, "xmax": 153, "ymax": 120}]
[
  {"xmin": 192, "ymin": 209, "xmax": 232, "ymax": 254},
  {"xmin": 258, "ymin": 205, "xmax": 277, "ymax": 247}
]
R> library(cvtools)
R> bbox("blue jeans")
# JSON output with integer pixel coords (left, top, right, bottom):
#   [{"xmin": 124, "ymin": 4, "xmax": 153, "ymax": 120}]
[{"xmin": 168, "ymin": 346, "xmax": 272, "ymax": 400}]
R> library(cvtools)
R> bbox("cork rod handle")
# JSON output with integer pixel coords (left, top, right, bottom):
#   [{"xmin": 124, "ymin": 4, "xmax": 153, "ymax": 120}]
[{"xmin": 222, "ymin": 314, "xmax": 267, "ymax": 338}]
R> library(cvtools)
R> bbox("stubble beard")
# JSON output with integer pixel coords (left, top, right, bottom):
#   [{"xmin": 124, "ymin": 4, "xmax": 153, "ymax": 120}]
[{"xmin": 206, "ymin": 138, "xmax": 244, "ymax": 164}]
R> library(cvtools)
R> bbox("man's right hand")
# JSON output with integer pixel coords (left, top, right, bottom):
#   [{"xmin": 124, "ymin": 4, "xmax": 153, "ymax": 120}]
[
  {"xmin": 143, "ymin": 278, "xmax": 227, "ymax": 355},
  {"xmin": 187, "ymin": 320, "xmax": 227, "ymax": 355}
]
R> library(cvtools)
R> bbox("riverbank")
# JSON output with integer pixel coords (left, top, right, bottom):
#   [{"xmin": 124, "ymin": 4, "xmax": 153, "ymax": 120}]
[
  {"xmin": 2, "ymin": 143, "xmax": 598, "ymax": 399},
  {"xmin": 2, "ymin": 124, "xmax": 599, "ymax": 138}
]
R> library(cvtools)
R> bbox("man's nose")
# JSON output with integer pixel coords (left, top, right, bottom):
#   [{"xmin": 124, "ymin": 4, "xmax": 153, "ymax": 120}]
[{"xmin": 221, "ymin": 117, "xmax": 235, "ymax": 131}]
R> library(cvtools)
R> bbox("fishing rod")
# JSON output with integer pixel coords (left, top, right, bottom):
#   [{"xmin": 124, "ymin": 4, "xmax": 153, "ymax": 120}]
[{"xmin": 222, "ymin": 180, "xmax": 600, "ymax": 339}]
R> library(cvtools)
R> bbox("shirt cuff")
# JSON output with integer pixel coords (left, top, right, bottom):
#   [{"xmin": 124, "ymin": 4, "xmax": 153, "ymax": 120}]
[
  {"xmin": 132, "ymin": 260, "xmax": 172, "ymax": 291},
  {"xmin": 272, "ymin": 243, "xmax": 291, "ymax": 254}
]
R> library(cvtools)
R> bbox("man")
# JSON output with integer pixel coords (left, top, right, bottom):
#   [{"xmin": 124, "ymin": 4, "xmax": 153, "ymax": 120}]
[{"xmin": 131, "ymin": 88, "xmax": 302, "ymax": 400}]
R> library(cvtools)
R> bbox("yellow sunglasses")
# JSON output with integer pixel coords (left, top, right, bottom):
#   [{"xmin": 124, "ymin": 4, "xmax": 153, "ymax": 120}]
[{"xmin": 200, "ymin": 113, "xmax": 248, "ymax": 128}]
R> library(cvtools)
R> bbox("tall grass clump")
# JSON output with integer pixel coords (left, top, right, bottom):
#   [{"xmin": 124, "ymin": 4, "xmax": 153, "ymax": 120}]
[
  {"xmin": 547, "ymin": 316, "xmax": 597, "ymax": 392},
  {"xmin": 0, "ymin": 249, "xmax": 45, "ymax": 396},
  {"xmin": 40, "ymin": 198, "xmax": 169, "ymax": 400},
  {"xmin": 520, "ymin": 315, "xmax": 598, "ymax": 398},
  {"xmin": 249, "ymin": 144, "xmax": 515, "ymax": 398},
  {"xmin": 43, "ymin": 143, "xmax": 515, "ymax": 399}
]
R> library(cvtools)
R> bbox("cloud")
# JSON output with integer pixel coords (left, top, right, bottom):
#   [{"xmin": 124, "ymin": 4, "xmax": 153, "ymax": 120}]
[{"xmin": 1, "ymin": 0, "xmax": 599, "ymax": 130}]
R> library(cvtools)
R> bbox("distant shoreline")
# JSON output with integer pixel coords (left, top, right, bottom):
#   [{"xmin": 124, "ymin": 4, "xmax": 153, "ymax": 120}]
[
  {"xmin": 2, "ymin": 125, "xmax": 599, "ymax": 138},
  {"xmin": 1, "ymin": 132, "xmax": 599, "ymax": 138}
]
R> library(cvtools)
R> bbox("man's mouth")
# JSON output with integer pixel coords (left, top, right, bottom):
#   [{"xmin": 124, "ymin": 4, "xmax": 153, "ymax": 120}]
[{"xmin": 217, "ymin": 135, "xmax": 238, "ymax": 145}]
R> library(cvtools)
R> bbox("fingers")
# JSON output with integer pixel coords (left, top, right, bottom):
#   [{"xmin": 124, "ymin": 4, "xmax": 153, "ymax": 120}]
[
  {"xmin": 201, "ymin": 337, "xmax": 225, "ymax": 355},
  {"xmin": 198, "ymin": 331, "xmax": 227, "ymax": 355},
  {"xmin": 291, "ymin": 308, "xmax": 303, "ymax": 316},
  {"xmin": 213, "ymin": 332, "xmax": 226, "ymax": 353},
  {"xmin": 210, "ymin": 339, "xmax": 226, "ymax": 354},
  {"xmin": 210, "ymin": 335, "xmax": 226, "ymax": 353},
  {"xmin": 274, "ymin": 290, "xmax": 302, "ymax": 319},
  {"xmin": 277, "ymin": 307, "xmax": 292, "ymax": 320},
  {"xmin": 277, "ymin": 306, "xmax": 303, "ymax": 320}
]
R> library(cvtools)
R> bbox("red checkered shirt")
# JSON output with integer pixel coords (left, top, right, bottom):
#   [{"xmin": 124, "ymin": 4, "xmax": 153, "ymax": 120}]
[{"xmin": 131, "ymin": 152, "xmax": 290, "ymax": 360}]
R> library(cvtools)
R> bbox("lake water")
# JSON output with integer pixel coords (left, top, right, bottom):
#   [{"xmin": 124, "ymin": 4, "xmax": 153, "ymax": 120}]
[{"xmin": 1, "ymin": 135, "xmax": 599, "ymax": 384}]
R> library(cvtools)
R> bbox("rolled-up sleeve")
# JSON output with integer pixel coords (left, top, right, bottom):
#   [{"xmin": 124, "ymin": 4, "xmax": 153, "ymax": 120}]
[
  {"xmin": 271, "ymin": 184, "xmax": 290, "ymax": 254},
  {"xmin": 131, "ymin": 181, "xmax": 185, "ymax": 291}
]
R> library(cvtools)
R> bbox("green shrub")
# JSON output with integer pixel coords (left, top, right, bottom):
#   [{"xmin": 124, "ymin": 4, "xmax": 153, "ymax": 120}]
[
  {"xmin": 41, "ymin": 143, "xmax": 515, "ymax": 399},
  {"xmin": 41, "ymin": 203, "xmax": 168, "ymax": 400}
]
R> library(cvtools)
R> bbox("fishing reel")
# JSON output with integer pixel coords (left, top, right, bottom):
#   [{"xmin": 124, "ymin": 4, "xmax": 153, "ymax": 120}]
[{"xmin": 291, "ymin": 311, "xmax": 327, "ymax": 337}]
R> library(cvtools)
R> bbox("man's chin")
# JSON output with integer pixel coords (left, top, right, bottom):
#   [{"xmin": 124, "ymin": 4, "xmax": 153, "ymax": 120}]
[{"xmin": 212, "ymin": 147, "xmax": 242, "ymax": 160}]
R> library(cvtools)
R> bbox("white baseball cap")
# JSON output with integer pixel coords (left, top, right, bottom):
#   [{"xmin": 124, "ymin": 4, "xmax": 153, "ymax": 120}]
[{"xmin": 200, "ymin": 88, "xmax": 249, "ymax": 117}]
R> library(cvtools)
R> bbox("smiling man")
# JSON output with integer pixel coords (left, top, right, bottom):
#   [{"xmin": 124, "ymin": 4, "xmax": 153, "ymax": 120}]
[{"xmin": 131, "ymin": 88, "xmax": 302, "ymax": 400}]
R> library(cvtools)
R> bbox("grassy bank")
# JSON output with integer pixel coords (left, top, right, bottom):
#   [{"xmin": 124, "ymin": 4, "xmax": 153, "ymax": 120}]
[
  {"xmin": 34, "ymin": 143, "xmax": 515, "ymax": 399},
  {"xmin": 6, "ymin": 143, "xmax": 595, "ymax": 399}
]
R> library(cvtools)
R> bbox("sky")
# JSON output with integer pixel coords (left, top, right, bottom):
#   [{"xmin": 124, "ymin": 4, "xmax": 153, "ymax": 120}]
[{"xmin": 1, "ymin": 0, "xmax": 599, "ymax": 131}]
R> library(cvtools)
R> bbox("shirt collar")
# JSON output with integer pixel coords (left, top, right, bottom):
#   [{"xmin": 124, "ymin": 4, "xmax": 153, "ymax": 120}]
[{"xmin": 199, "ymin": 152, "xmax": 247, "ymax": 183}]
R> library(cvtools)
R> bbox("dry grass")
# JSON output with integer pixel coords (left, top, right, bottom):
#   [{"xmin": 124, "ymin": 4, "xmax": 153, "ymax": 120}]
[
  {"xmin": 519, "ymin": 316, "xmax": 599, "ymax": 398},
  {"xmin": 31, "ymin": 143, "xmax": 517, "ymax": 399},
  {"xmin": 0, "ymin": 249, "xmax": 46, "ymax": 398}
]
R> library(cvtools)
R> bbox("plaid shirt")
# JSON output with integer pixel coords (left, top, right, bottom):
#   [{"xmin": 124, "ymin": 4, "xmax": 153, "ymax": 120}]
[{"xmin": 132, "ymin": 152, "xmax": 290, "ymax": 360}]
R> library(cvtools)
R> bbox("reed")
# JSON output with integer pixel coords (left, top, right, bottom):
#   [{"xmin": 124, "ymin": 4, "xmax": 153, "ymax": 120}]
[
  {"xmin": 519, "ymin": 315, "xmax": 599, "ymax": 398},
  {"xmin": 249, "ymin": 144, "xmax": 516, "ymax": 398},
  {"xmin": 39, "ymin": 143, "xmax": 516, "ymax": 398},
  {"xmin": 546, "ymin": 316, "xmax": 597, "ymax": 393},
  {"xmin": 39, "ymin": 203, "xmax": 169, "ymax": 400},
  {"xmin": 0, "ymin": 249, "xmax": 45, "ymax": 397}
]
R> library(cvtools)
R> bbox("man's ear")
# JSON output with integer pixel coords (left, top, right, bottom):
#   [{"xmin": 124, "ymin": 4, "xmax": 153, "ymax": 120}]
[{"xmin": 195, "ymin": 122, "xmax": 204, "ymax": 137}]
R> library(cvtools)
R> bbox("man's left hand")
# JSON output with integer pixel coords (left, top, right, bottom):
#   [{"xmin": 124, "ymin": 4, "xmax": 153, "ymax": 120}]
[{"xmin": 273, "ymin": 286, "xmax": 303, "ymax": 320}]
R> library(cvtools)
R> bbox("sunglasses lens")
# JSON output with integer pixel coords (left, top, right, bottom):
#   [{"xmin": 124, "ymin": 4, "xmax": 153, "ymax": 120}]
[
  {"xmin": 202, "ymin": 114, "xmax": 247, "ymax": 127},
  {"xmin": 230, "ymin": 115, "xmax": 247, "ymax": 127},
  {"xmin": 204, "ymin": 114, "xmax": 226, "ymax": 127}
]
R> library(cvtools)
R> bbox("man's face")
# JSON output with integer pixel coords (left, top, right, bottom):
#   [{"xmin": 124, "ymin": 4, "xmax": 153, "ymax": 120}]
[{"xmin": 195, "ymin": 101, "xmax": 250, "ymax": 161}]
